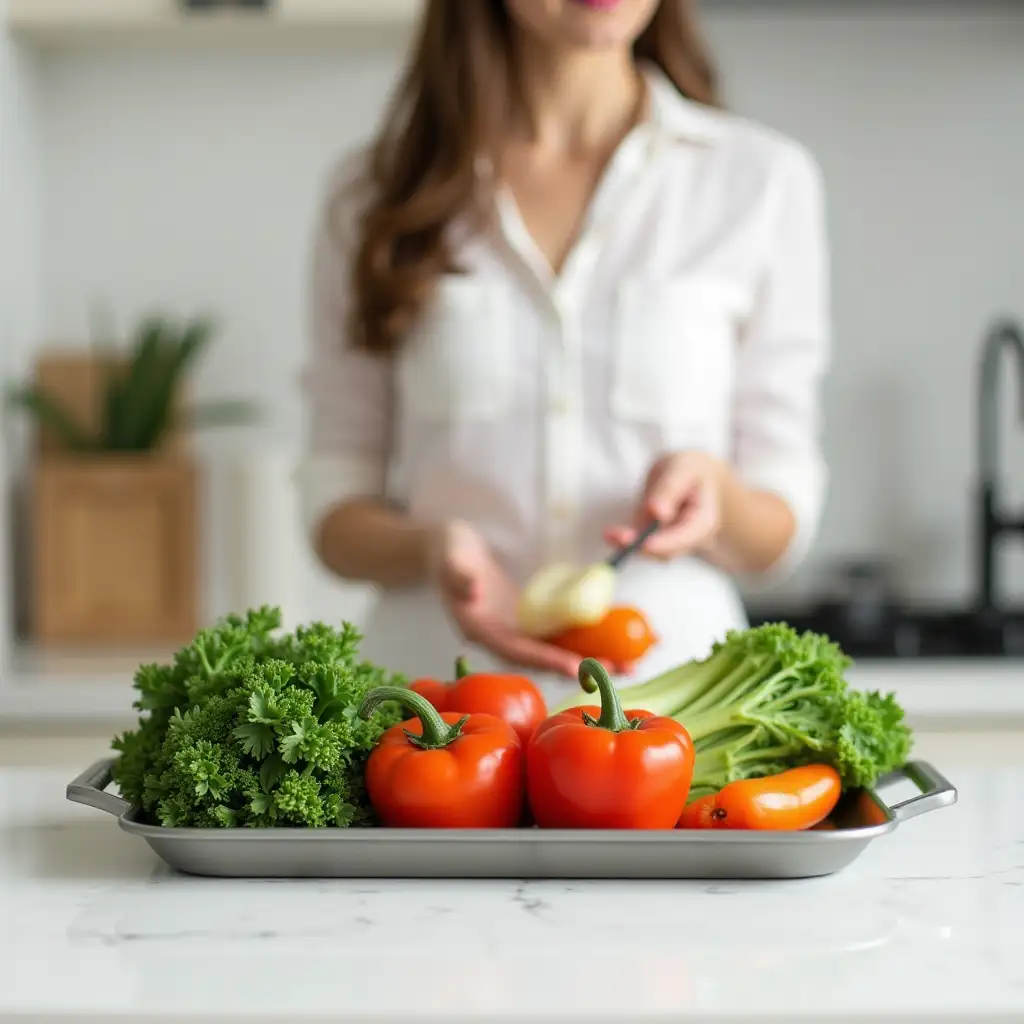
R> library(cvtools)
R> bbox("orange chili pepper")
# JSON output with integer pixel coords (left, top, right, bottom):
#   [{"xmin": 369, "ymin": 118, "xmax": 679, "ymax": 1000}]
[{"xmin": 676, "ymin": 764, "xmax": 842, "ymax": 831}]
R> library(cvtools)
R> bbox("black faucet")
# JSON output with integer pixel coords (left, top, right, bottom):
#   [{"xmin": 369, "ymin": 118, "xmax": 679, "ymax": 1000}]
[{"xmin": 977, "ymin": 318, "xmax": 1024, "ymax": 613}]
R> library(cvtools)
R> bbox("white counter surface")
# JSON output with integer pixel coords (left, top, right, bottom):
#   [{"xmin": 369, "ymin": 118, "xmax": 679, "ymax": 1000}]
[
  {"xmin": 3, "ymin": 644, "xmax": 1024, "ymax": 728},
  {"xmin": 1, "ymin": 764, "xmax": 1021, "ymax": 1023}
]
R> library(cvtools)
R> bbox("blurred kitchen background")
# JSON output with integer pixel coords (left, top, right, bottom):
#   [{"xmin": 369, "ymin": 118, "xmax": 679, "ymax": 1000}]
[{"xmin": 0, "ymin": 0, "xmax": 1022, "ymax": 722}]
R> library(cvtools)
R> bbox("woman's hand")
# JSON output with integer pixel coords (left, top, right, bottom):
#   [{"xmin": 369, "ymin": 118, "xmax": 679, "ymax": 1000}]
[
  {"xmin": 606, "ymin": 451, "xmax": 799, "ymax": 573},
  {"xmin": 430, "ymin": 520, "xmax": 581, "ymax": 678},
  {"xmin": 605, "ymin": 451, "xmax": 726, "ymax": 562}
]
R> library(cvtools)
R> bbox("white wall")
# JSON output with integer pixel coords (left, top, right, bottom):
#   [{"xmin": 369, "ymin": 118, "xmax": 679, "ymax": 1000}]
[
  {"xmin": 6, "ymin": 6, "xmax": 1024, "ymax": 630},
  {"xmin": 33, "ymin": 40, "xmax": 410, "ymax": 629},
  {"xmin": 701, "ymin": 7, "xmax": 1024, "ymax": 607},
  {"xmin": 0, "ymin": 0, "xmax": 42, "ymax": 388},
  {"xmin": 0, "ymin": 0, "xmax": 44, "ymax": 644}
]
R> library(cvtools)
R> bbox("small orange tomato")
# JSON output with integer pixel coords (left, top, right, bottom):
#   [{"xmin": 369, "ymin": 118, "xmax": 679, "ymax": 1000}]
[{"xmin": 547, "ymin": 606, "xmax": 659, "ymax": 665}]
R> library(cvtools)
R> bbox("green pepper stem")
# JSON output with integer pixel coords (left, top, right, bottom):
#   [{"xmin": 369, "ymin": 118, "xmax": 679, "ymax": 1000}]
[
  {"xmin": 454, "ymin": 656, "xmax": 471, "ymax": 680},
  {"xmin": 357, "ymin": 686, "xmax": 466, "ymax": 750},
  {"xmin": 578, "ymin": 658, "xmax": 631, "ymax": 733}
]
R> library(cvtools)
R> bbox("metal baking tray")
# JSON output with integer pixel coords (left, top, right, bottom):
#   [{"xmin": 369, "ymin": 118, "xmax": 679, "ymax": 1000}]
[{"xmin": 67, "ymin": 757, "xmax": 956, "ymax": 880}]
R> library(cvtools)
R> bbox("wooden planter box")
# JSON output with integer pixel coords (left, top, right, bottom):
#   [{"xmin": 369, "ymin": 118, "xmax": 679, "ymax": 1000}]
[{"xmin": 30, "ymin": 455, "xmax": 199, "ymax": 646}]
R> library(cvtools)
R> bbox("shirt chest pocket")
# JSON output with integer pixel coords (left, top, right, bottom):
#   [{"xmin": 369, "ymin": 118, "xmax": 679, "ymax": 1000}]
[
  {"xmin": 611, "ymin": 276, "xmax": 746, "ymax": 427},
  {"xmin": 397, "ymin": 277, "xmax": 515, "ymax": 422}
]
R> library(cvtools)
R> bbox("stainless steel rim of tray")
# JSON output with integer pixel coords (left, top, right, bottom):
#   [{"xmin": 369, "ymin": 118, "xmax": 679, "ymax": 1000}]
[{"xmin": 66, "ymin": 758, "xmax": 957, "ymax": 880}]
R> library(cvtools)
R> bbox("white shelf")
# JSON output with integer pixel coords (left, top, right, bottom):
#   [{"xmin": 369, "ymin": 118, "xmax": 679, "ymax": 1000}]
[
  {"xmin": 6, "ymin": 0, "xmax": 422, "ymax": 52},
  {"xmin": 5, "ymin": 0, "xmax": 1010, "ymax": 53}
]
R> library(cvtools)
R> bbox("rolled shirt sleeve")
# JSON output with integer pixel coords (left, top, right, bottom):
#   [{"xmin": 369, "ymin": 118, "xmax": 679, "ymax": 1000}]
[
  {"xmin": 732, "ymin": 144, "xmax": 831, "ymax": 578},
  {"xmin": 294, "ymin": 161, "xmax": 392, "ymax": 545}
]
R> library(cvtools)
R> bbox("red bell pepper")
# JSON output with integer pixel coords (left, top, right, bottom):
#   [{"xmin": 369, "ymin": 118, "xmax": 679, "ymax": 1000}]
[
  {"xmin": 409, "ymin": 657, "xmax": 547, "ymax": 747},
  {"xmin": 526, "ymin": 658, "xmax": 694, "ymax": 829},
  {"xmin": 358, "ymin": 686, "xmax": 524, "ymax": 829}
]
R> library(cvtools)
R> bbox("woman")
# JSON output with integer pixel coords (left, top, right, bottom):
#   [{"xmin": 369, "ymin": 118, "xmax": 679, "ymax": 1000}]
[{"xmin": 296, "ymin": 0, "xmax": 830, "ymax": 704}]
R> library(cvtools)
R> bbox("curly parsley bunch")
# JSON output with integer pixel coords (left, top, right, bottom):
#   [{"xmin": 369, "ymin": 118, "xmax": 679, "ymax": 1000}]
[{"xmin": 111, "ymin": 607, "xmax": 405, "ymax": 828}]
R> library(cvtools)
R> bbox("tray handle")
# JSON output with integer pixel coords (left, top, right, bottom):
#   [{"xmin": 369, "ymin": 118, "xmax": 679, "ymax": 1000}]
[
  {"xmin": 875, "ymin": 759, "xmax": 958, "ymax": 822},
  {"xmin": 66, "ymin": 757, "xmax": 131, "ymax": 819}
]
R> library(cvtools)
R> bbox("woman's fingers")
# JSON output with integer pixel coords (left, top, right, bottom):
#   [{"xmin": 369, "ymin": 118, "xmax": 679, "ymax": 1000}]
[
  {"xmin": 605, "ymin": 460, "xmax": 699, "ymax": 548},
  {"xmin": 604, "ymin": 525, "xmax": 637, "ymax": 548},
  {"xmin": 606, "ymin": 457, "xmax": 718, "ymax": 560},
  {"xmin": 605, "ymin": 512, "xmax": 700, "ymax": 560},
  {"xmin": 643, "ymin": 457, "xmax": 700, "ymax": 524},
  {"xmin": 480, "ymin": 629, "xmax": 580, "ymax": 678},
  {"xmin": 438, "ymin": 559, "xmax": 478, "ymax": 601},
  {"xmin": 658, "ymin": 499, "xmax": 718, "ymax": 553},
  {"xmin": 433, "ymin": 521, "xmax": 488, "ymax": 601},
  {"xmin": 454, "ymin": 608, "xmax": 639, "ymax": 679}
]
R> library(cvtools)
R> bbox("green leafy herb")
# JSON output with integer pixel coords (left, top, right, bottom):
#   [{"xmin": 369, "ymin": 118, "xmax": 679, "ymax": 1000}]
[
  {"xmin": 4, "ymin": 312, "xmax": 260, "ymax": 453},
  {"xmin": 111, "ymin": 606, "xmax": 405, "ymax": 828},
  {"xmin": 552, "ymin": 622, "xmax": 913, "ymax": 800}
]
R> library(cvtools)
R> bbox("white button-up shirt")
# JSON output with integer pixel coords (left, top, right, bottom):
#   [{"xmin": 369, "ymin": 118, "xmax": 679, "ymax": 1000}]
[{"xmin": 295, "ymin": 64, "xmax": 831, "ymax": 690}]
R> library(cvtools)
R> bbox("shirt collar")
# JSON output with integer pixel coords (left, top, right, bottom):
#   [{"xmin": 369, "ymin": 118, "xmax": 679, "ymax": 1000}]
[
  {"xmin": 473, "ymin": 60, "xmax": 723, "ymax": 183},
  {"xmin": 639, "ymin": 61, "xmax": 724, "ymax": 147}
]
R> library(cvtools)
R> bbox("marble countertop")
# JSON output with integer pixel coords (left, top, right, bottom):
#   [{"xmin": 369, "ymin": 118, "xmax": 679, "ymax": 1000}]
[{"xmin": 1, "ymin": 765, "xmax": 1022, "ymax": 1022}]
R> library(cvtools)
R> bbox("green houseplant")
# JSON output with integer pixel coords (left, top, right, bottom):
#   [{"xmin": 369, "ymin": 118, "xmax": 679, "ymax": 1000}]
[
  {"xmin": 5, "ymin": 313, "xmax": 257, "ymax": 453},
  {"xmin": 6, "ymin": 313, "xmax": 259, "ymax": 647}
]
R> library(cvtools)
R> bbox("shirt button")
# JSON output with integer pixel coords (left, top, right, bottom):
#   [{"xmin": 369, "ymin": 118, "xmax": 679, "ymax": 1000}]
[
  {"xmin": 551, "ymin": 502, "xmax": 571, "ymax": 521},
  {"xmin": 550, "ymin": 398, "xmax": 568, "ymax": 416}
]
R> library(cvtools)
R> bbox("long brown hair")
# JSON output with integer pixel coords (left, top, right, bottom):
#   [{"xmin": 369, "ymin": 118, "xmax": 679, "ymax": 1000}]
[{"xmin": 344, "ymin": 0, "xmax": 720, "ymax": 356}]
